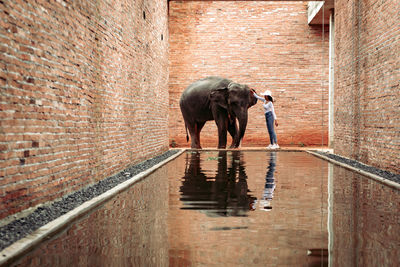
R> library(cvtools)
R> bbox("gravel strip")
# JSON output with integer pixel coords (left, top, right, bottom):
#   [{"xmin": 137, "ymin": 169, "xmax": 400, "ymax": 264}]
[
  {"xmin": 312, "ymin": 151, "xmax": 400, "ymax": 184},
  {"xmin": 0, "ymin": 149, "xmax": 180, "ymax": 251}
]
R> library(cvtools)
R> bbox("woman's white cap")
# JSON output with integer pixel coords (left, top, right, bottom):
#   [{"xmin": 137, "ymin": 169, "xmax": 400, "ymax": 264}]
[{"xmin": 261, "ymin": 90, "xmax": 272, "ymax": 96}]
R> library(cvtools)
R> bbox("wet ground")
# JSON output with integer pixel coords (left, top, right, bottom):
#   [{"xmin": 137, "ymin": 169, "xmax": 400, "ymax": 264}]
[{"xmin": 10, "ymin": 151, "xmax": 400, "ymax": 266}]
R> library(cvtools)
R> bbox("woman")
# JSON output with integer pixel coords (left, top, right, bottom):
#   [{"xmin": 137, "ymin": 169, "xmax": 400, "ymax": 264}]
[{"xmin": 253, "ymin": 89, "xmax": 279, "ymax": 149}]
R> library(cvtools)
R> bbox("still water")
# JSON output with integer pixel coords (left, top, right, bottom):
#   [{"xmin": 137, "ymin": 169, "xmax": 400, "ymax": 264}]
[{"xmin": 13, "ymin": 151, "xmax": 399, "ymax": 266}]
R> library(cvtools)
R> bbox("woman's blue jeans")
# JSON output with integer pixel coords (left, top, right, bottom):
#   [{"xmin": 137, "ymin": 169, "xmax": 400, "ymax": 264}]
[{"xmin": 265, "ymin": 111, "xmax": 277, "ymax": 145}]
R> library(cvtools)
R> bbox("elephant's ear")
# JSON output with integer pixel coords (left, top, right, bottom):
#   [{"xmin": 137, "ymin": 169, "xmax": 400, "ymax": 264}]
[{"xmin": 209, "ymin": 87, "xmax": 229, "ymax": 109}]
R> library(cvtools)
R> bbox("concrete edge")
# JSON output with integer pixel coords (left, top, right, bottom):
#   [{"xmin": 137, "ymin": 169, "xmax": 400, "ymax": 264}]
[
  {"xmin": 187, "ymin": 148, "xmax": 330, "ymax": 152},
  {"xmin": 307, "ymin": 151, "xmax": 400, "ymax": 190},
  {"xmin": 0, "ymin": 149, "xmax": 186, "ymax": 266}
]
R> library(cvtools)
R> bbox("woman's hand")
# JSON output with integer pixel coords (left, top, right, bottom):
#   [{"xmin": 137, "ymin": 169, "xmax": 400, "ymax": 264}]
[{"xmin": 275, "ymin": 120, "xmax": 278, "ymax": 127}]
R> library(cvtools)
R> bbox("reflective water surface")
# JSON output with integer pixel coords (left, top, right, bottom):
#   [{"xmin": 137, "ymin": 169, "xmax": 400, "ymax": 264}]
[{"xmin": 12, "ymin": 151, "xmax": 399, "ymax": 266}]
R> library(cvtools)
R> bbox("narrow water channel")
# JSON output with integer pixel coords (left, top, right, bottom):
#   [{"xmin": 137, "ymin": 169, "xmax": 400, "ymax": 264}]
[{"xmin": 12, "ymin": 151, "xmax": 399, "ymax": 266}]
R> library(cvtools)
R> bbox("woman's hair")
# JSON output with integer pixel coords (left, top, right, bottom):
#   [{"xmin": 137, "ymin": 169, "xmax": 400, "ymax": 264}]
[{"xmin": 267, "ymin": 95, "xmax": 274, "ymax": 102}]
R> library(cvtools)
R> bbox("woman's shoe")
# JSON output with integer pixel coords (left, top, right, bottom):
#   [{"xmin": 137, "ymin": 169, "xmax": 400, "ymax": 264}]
[
  {"xmin": 272, "ymin": 144, "xmax": 280, "ymax": 149},
  {"xmin": 266, "ymin": 144, "xmax": 273, "ymax": 149}
]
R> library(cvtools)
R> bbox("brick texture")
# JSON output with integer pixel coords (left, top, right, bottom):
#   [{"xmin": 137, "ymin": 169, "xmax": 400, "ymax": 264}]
[
  {"xmin": 1, "ymin": 0, "xmax": 398, "ymax": 223},
  {"xmin": 334, "ymin": 0, "xmax": 400, "ymax": 174},
  {"xmin": 168, "ymin": 1, "xmax": 329, "ymax": 148},
  {"xmin": 0, "ymin": 0, "xmax": 169, "ymax": 220}
]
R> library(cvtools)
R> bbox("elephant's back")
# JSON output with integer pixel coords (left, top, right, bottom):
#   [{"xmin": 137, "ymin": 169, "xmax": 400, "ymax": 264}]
[{"xmin": 180, "ymin": 76, "xmax": 231, "ymax": 101}]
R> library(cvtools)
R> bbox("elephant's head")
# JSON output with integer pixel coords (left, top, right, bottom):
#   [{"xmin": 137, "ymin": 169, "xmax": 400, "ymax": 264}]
[{"xmin": 209, "ymin": 82, "xmax": 257, "ymax": 146}]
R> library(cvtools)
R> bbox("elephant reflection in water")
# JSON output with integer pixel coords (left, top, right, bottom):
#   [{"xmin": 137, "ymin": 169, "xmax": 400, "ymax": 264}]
[
  {"xmin": 180, "ymin": 151, "xmax": 256, "ymax": 217},
  {"xmin": 254, "ymin": 151, "xmax": 276, "ymax": 211}
]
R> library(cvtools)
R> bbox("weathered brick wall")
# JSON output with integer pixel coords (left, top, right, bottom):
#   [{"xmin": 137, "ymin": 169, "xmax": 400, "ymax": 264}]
[
  {"xmin": 0, "ymin": 0, "xmax": 169, "ymax": 219},
  {"xmin": 334, "ymin": 0, "xmax": 400, "ymax": 173},
  {"xmin": 169, "ymin": 1, "xmax": 329, "ymax": 148}
]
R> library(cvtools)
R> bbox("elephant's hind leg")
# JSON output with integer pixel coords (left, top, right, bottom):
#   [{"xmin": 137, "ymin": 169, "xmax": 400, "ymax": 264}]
[
  {"xmin": 186, "ymin": 121, "xmax": 205, "ymax": 149},
  {"xmin": 186, "ymin": 124, "xmax": 199, "ymax": 149},
  {"xmin": 194, "ymin": 121, "xmax": 206, "ymax": 149}
]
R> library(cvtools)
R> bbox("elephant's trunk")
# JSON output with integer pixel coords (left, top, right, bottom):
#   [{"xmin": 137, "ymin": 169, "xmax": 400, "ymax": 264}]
[{"xmin": 236, "ymin": 112, "xmax": 248, "ymax": 146}]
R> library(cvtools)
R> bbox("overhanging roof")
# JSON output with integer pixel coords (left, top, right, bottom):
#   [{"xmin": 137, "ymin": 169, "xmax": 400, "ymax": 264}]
[{"xmin": 308, "ymin": 1, "xmax": 334, "ymax": 25}]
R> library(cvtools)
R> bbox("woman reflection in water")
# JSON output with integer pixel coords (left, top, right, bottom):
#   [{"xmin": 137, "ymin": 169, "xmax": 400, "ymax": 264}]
[{"xmin": 258, "ymin": 152, "xmax": 276, "ymax": 211}]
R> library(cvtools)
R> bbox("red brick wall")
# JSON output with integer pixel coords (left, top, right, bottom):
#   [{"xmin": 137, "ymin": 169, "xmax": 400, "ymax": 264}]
[
  {"xmin": 0, "ymin": 0, "xmax": 169, "ymax": 219},
  {"xmin": 334, "ymin": 0, "xmax": 400, "ymax": 174},
  {"xmin": 168, "ymin": 1, "xmax": 329, "ymax": 148}
]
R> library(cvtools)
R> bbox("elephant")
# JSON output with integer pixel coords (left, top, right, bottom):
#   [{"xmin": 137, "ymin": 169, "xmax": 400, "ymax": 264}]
[{"xmin": 179, "ymin": 76, "xmax": 257, "ymax": 149}]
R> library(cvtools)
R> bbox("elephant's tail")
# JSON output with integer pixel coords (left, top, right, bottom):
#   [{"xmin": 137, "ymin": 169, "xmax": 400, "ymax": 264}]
[{"xmin": 185, "ymin": 123, "xmax": 189, "ymax": 142}]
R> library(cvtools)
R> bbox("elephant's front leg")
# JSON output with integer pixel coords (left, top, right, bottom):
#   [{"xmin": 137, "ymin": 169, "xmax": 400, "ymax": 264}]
[{"xmin": 213, "ymin": 109, "xmax": 229, "ymax": 149}]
